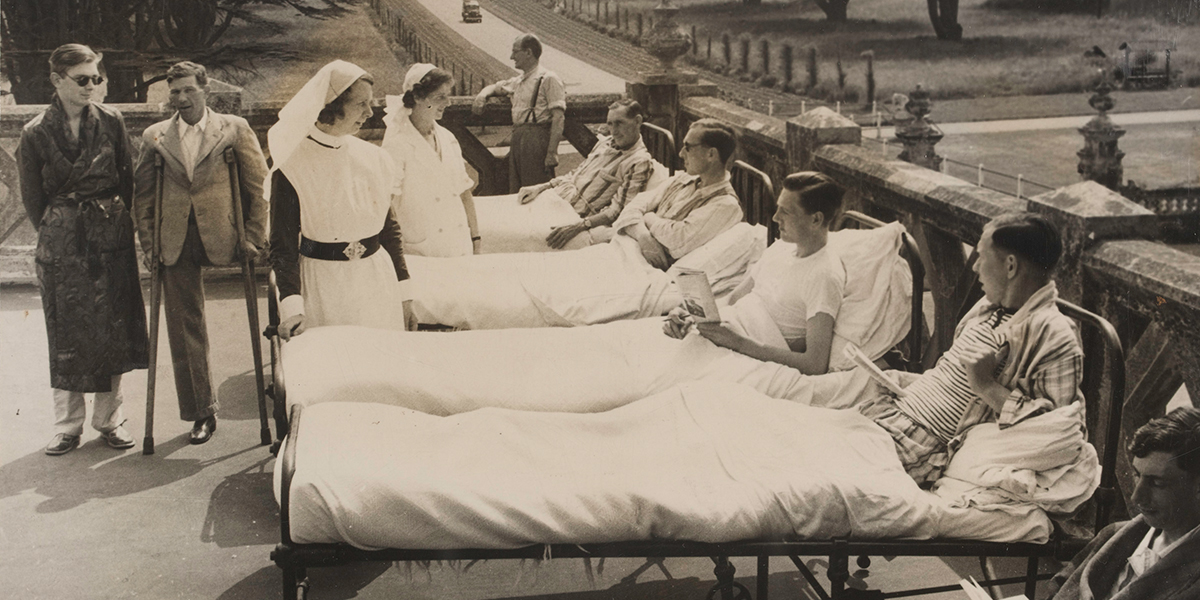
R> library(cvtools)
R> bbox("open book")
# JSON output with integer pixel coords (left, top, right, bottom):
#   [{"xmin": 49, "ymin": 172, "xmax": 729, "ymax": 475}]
[
  {"xmin": 960, "ymin": 577, "xmax": 1029, "ymax": 600},
  {"xmin": 674, "ymin": 268, "xmax": 721, "ymax": 323},
  {"xmin": 843, "ymin": 343, "xmax": 908, "ymax": 398}
]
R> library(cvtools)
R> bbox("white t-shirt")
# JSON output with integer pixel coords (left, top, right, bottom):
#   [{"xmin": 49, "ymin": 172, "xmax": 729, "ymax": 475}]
[{"xmin": 735, "ymin": 243, "xmax": 846, "ymax": 344}]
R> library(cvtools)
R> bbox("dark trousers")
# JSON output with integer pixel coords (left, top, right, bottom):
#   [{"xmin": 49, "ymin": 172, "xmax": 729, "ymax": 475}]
[
  {"xmin": 509, "ymin": 123, "xmax": 555, "ymax": 193},
  {"xmin": 162, "ymin": 212, "xmax": 218, "ymax": 422}
]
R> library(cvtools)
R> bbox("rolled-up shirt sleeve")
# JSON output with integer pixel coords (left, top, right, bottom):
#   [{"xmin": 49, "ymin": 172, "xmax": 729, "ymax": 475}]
[
  {"xmin": 543, "ymin": 73, "xmax": 567, "ymax": 113},
  {"xmin": 643, "ymin": 195, "xmax": 742, "ymax": 258}
]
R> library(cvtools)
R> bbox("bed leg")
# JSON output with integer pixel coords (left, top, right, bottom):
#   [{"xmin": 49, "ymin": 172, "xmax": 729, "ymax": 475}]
[
  {"xmin": 1024, "ymin": 556, "xmax": 1039, "ymax": 600},
  {"xmin": 707, "ymin": 557, "xmax": 751, "ymax": 600},
  {"xmin": 281, "ymin": 564, "xmax": 299, "ymax": 600},
  {"xmin": 757, "ymin": 556, "xmax": 769, "ymax": 600},
  {"xmin": 828, "ymin": 549, "xmax": 850, "ymax": 598}
]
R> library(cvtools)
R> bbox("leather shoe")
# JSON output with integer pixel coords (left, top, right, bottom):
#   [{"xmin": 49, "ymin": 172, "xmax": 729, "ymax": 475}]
[
  {"xmin": 100, "ymin": 425, "xmax": 136, "ymax": 450},
  {"xmin": 190, "ymin": 416, "xmax": 216, "ymax": 445},
  {"xmin": 45, "ymin": 433, "xmax": 81, "ymax": 456}
]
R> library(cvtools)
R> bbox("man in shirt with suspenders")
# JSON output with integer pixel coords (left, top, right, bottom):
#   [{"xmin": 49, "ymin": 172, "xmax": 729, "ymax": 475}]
[{"xmin": 473, "ymin": 34, "xmax": 566, "ymax": 192}]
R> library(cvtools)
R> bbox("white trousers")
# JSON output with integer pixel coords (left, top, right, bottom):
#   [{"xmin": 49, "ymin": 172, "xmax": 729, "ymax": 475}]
[{"xmin": 53, "ymin": 374, "xmax": 124, "ymax": 436}]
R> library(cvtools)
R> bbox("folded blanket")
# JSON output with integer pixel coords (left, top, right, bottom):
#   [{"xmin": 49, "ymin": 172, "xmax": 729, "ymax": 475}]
[
  {"xmin": 933, "ymin": 402, "xmax": 1100, "ymax": 515},
  {"xmin": 276, "ymin": 382, "xmax": 1052, "ymax": 550}
]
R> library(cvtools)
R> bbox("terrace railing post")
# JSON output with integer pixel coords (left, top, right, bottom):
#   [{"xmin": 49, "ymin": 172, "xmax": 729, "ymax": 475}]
[
  {"xmin": 895, "ymin": 84, "xmax": 943, "ymax": 171},
  {"xmin": 785, "ymin": 106, "xmax": 859, "ymax": 173},
  {"xmin": 1077, "ymin": 81, "xmax": 1126, "ymax": 191}
]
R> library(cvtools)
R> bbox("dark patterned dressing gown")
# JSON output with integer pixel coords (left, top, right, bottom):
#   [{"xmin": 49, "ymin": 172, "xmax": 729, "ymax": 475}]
[{"xmin": 16, "ymin": 96, "xmax": 148, "ymax": 392}]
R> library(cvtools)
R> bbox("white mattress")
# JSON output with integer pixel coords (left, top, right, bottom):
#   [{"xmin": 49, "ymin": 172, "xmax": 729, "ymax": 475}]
[{"xmin": 274, "ymin": 382, "xmax": 1053, "ymax": 550}]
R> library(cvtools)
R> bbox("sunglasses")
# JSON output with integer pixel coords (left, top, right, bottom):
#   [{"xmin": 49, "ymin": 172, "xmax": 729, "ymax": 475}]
[{"xmin": 63, "ymin": 74, "xmax": 105, "ymax": 87}]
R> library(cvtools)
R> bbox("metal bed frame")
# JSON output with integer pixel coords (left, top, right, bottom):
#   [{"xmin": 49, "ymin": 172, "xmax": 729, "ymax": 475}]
[
  {"xmin": 262, "ymin": 168, "xmax": 1125, "ymax": 599},
  {"xmin": 267, "ymin": 288, "xmax": 1123, "ymax": 599}
]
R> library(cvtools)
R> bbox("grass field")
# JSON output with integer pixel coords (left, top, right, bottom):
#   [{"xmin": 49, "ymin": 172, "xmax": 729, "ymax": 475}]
[{"xmin": 615, "ymin": 0, "xmax": 1200, "ymax": 101}]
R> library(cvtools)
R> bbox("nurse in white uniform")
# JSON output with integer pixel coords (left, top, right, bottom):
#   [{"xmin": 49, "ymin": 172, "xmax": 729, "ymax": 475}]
[
  {"xmin": 268, "ymin": 60, "xmax": 412, "ymax": 340},
  {"xmin": 383, "ymin": 63, "xmax": 479, "ymax": 257}
]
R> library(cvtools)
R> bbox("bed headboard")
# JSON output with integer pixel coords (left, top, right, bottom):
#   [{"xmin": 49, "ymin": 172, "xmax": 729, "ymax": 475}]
[
  {"xmin": 731, "ymin": 160, "xmax": 777, "ymax": 245},
  {"xmin": 640, "ymin": 122, "xmax": 676, "ymax": 177}
]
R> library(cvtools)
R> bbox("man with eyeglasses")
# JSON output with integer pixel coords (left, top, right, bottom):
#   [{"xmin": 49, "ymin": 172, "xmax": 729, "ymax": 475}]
[
  {"xmin": 612, "ymin": 119, "xmax": 743, "ymax": 270},
  {"xmin": 132, "ymin": 61, "xmax": 269, "ymax": 445}
]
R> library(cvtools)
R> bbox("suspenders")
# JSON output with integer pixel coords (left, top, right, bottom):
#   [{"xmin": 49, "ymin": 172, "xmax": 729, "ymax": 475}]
[{"xmin": 525, "ymin": 76, "xmax": 544, "ymax": 124}]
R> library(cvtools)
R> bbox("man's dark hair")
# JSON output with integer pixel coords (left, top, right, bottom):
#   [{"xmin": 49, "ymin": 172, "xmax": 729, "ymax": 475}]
[
  {"xmin": 166, "ymin": 61, "xmax": 208, "ymax": 87},
  {"xmin": 782, "ymin": 171, "xmax": 843, "ymax": 226},
  {"xmin": 48, "ymin": 43, "xmax": 100, "ymax": 77},
  {"xmin": 516, "ymin": 34, "xmax": 543, "ymax": 59},
  {"xmin": 689, "ymin": 118, "xmax": 737, "ymax": 164},
  {"xmin": 402, "ymin": 68, "xmax": 453, "ymax": 109},
  {"xmin": 608, "ymin": 98, "xmax": 643, "ymax": 121},
  {"xmin": 317, "ymin": 74, "xmax": 375, "ymax": 125},
  {"xmin": 988, "ymin": 212, "xmax": 1063, "ymax": 272},
  {"xmin": 1130, "ymin": 406, "xmax": 1200, "ymax": 476}
]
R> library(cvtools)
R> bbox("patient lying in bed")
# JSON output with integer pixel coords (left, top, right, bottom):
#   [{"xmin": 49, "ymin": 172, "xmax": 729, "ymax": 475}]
[
  {"xmin": 277, "ymin": 381, "xmax": 1100, "ymax": 550},
  {"xmin": 281, "ymin": 219, "xmax": 912, "ymax": 417},
  {"xmin": 476, "ymin": 99, "xmax": 663, "ymax": 254},
  {"xmin": 664, "ymin": 172, "xmax": 846, "ymax": 376},
  {"xmin": 407, "ymin": 120, "xmax": 749, "ymax": 330}
]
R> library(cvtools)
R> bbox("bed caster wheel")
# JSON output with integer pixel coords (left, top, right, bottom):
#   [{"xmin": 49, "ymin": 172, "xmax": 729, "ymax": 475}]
[
  {"xmin": 857, "ymin": 555, "xmax": 871, "ymax": 569},
  {"xmin": 705, "ymin": 580, "xmax": 751, "ymax": 600}
]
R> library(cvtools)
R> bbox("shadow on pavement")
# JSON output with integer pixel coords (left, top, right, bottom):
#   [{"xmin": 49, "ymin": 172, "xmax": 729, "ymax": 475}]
[
  {"xmin": 0, "ymin": 436, "xmax": 262, "ymax": 512},
  {"xmin": 202, "ymin": 458, "xmax": 279, "ymax": 548},
  {"xmin": 220, "ymin": 562, "xmax": 392, "ymax": 600},
  {"xmin": 217, "ymin": 368, "xmax": 271, "ymax": 421}
]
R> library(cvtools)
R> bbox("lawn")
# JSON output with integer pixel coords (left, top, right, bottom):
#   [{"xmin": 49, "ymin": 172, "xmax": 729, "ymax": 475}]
[{"xmin": 615, "ymin": 0, "xmax": 1200, "ymax": 101}]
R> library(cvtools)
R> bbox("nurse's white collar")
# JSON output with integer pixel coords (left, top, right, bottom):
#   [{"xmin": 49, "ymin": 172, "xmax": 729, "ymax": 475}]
[{"xmin": 308, "ymin": 125, "xmax": 346, "ymax": 149}]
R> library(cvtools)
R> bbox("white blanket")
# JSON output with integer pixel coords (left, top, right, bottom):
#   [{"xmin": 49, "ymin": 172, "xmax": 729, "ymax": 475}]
[
  {"xmin": 275, "ymin": 382, "xmax": 1052, "ymax": 550},
  {"xmin": 282, "ymin": 319, "xmax": 819, "ymax": 416},
  {"xmin": 408, "ymin": 224, "xmax": 767, "ymax": 329},
  {"xmin": 474, "ymin": 163, "xmax": 671, "ymax": 254},
  {"xmin": 473, "ymin": 189, "xmax": 593, "ymax": 254}
]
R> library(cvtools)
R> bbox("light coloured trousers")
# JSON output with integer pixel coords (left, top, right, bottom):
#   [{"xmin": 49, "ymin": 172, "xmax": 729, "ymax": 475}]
[{"xmin": 53, "ymin": 374, "xmax": 124, "ymax": 436}]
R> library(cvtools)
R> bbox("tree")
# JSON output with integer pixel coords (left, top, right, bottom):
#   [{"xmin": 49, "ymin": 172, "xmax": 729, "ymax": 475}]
[{"xmin": 1, "ymin": 0, "xmax": 349, "ymax": 104}]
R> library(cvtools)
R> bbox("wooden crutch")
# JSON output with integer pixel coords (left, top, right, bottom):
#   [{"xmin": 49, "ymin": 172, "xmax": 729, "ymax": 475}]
[
  {"xmin": 224, "ymin": 147, "xmax": 271, "ymax": 446},
  {"xmin": 143, "ymin": 153, "xmax": 165, "ymax": 455}
]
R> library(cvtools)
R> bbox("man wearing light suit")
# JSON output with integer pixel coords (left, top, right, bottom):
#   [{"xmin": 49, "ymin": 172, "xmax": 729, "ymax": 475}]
[{"xmin": 134, "ymin": 62, "xmax": 268, "ymax": 444}]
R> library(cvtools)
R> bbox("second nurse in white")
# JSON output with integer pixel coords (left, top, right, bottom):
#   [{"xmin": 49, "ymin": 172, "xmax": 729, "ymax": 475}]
[{"xmin": 383, "ymin": 64, "xmax": 479, "ymax": 257}]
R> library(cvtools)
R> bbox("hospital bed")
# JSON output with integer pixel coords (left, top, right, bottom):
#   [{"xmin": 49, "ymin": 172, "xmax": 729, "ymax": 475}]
[
  {"xmin": 266, "ymin": 294, "xmax": 1124, "ymax": 600},
  {"xmin": 407, "ymin": 159, "xmax": 779, "ymax": 330},
  {"xmin": 474, "ymin": 122, "xmax": 677, "ymax": 254}
]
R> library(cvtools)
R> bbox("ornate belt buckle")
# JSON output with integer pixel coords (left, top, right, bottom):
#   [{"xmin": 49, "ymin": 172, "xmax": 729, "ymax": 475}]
[{"xmin": 342, "ymin": 240, "xmax": 366, "ymax": 260}]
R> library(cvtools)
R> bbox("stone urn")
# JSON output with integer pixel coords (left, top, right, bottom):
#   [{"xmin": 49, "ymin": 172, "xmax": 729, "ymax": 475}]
[{"xmin": 643, "ymin": 0, "xmax": 691, "ymax": 71}]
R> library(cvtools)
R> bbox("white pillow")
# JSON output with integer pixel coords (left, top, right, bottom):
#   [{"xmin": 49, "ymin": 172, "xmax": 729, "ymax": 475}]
[
  {"xmin": 669, "ymin": 223, "xmax": 767, "ymax": 296},
  {"xmin": 826, "ymin": 222, "xmax": 913, "ymax": 370}
]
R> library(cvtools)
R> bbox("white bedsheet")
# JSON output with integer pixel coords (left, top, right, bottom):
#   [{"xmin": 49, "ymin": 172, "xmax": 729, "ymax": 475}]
[
  {"xmin": 407, "ymin": 224, "xmax": 766, "ymax": 329},
  {"xmin": 274, "ymin": 382, "xmax": 1052, "ymax": 550}
]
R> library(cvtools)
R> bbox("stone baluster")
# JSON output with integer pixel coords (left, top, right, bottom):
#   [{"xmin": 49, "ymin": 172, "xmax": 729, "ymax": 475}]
[
  {"xmin": 895, "ymin": 84, "xmax": 943, "ymax": 171},
  {"xmin": 1077, "ymin": 81, "xmax": 1126, "ymax": 190}
]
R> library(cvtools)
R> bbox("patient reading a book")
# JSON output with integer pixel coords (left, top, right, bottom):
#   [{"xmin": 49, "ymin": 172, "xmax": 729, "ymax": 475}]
[{"xmin": 663, "ymin": 172, "xmax": 846, "ymax": 376}]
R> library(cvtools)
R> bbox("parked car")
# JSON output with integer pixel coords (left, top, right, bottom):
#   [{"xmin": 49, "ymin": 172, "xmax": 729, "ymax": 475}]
[{"xmin": 462, "ymin": 0, "xmax": 482, "ymax": 23}]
